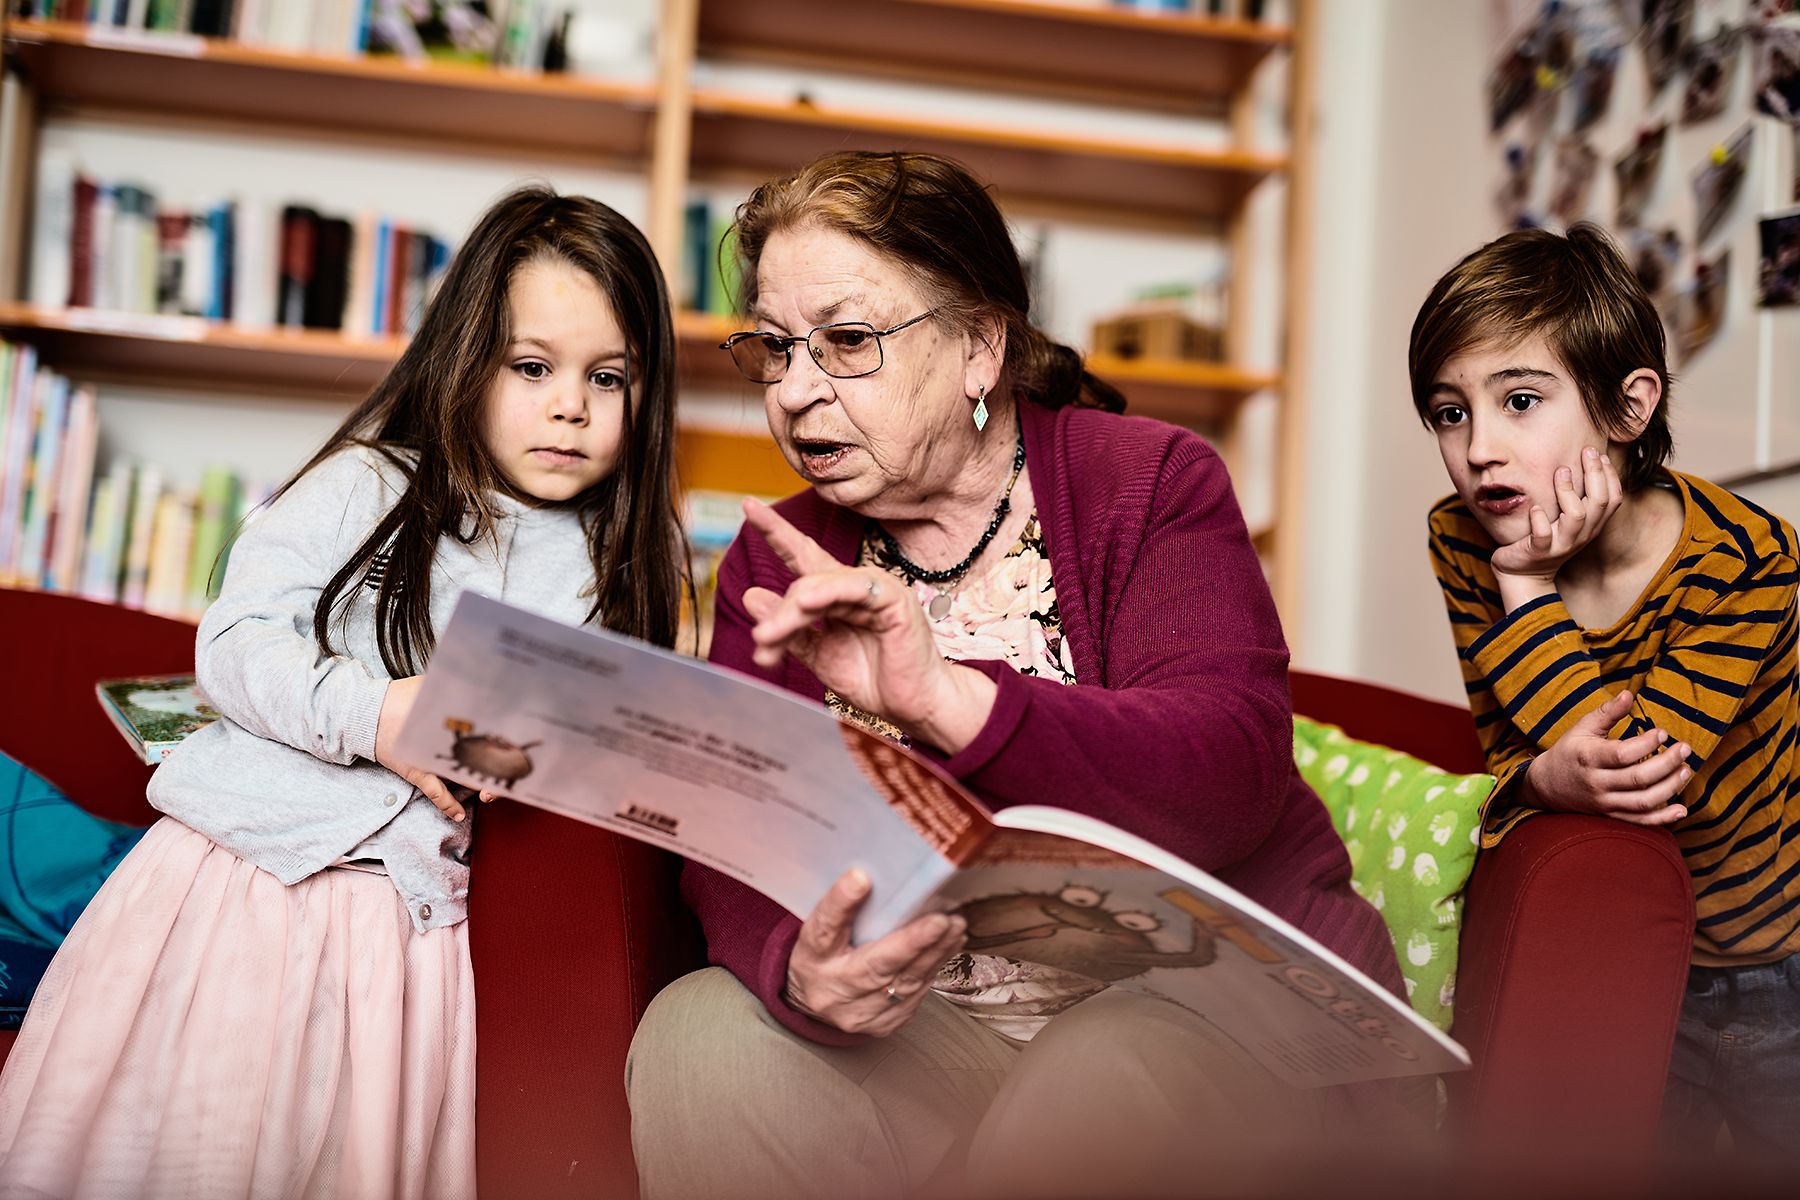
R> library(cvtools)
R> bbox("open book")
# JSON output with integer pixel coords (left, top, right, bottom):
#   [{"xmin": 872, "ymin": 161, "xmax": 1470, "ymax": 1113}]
[{"xmin": 397, "ymin": 592, "xmax": 1469, "ymax": 1088}]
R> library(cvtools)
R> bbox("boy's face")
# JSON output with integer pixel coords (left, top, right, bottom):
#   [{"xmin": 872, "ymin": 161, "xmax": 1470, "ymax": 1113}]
[{"xmin": 1425, "ymin": 334, "xmax": 1618, "ymax": 547}]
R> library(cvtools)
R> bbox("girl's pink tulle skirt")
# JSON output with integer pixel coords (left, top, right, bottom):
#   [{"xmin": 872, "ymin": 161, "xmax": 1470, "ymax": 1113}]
[{"xmin": 0, "ymin": 817, "xmax": 475, "ymax": 1200}]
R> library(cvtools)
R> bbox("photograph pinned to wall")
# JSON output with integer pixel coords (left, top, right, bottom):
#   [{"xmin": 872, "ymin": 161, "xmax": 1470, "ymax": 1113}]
[
  {"xmin": 1551, "ymin": 137, "xmax": 1602, "ymax": 223},
  {"xmin": 1488, "ymin": 0, "xmax": 1575, "ymax": 134},
  {"xmin": 1571, "ymin": 46, "xmax": 1622, "ymax": 129},
  {"xmin": 1754, "ymin": 23, "xmax": 1800, "ymax": 122},
  {"xmin": 1642, "ymin": 0, "xmax": 1695, "ymax": 94},
  {"xmin": 1628, "ymin": 225, "xmax": 1685, "ymax": 316},
  {"xmin": 1677, "ymin": 248, "xmax": 1729, "ymax": 362},
  {"xmin": 1496, "ymin": 140, "xmax": 1544, "ymax": 227},
  {"xmin": 1681, "ymin": 27, "xmax": 1741, "ymax": 123},
  {"xmin": 1693, "ymin": 124, "xmax": 1754, "ymax": 243},
  {"xmin": 1615, "ymin": 124, "xmax": 1669, "ymax": 225},
  {"xmin": 1760, "ymin": 209, "xmax": 1800, "ymax": 306}
]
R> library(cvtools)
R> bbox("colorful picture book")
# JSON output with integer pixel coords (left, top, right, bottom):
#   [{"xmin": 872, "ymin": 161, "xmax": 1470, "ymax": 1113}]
[
  {"xmin": 94, "ymin": 673, "xmax": 217, "ymax": 764},
  {"xmin": 399, "ymin": 592, "xmax": 1471, "ymax": 1088}
]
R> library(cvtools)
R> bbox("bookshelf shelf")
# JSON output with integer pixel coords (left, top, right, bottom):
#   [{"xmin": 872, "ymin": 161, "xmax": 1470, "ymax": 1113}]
[
  {"xmin": 2, "ymin": 20, "xmax": 658, "ymax": 160},
  {"xmin": 676, "ymin": 309, "xmax": 1274, "ymax": 425},
  {"xmin": 0, "ymin": 302, "xmax": 403, "ymax": 395},
  {"xmin": 697, "ymin": 0, "xmax": 1289, "ymax": 110},
  {"xmin": 687, "ymin": 89, "xmax": 1282, "ymax": 224}
]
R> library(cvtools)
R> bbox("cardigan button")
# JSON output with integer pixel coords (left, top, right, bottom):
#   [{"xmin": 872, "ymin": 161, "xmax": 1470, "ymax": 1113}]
[
  {"xmin": 419, "ymin": 904, "xmax": 433, "ymax": 921},
  {"xmin": 383, "ymin": 793, "xmax": 399, "ymax": 807}
]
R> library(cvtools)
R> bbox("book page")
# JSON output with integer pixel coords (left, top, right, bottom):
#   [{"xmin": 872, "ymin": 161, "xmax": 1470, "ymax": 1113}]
[
  {"xmin": 395, "ymin": 592, "xmax": 981, "ymax": 939},
  {"xmin": 927, "ymin": 807, "xmax": 1470, "ymax": 1088}
]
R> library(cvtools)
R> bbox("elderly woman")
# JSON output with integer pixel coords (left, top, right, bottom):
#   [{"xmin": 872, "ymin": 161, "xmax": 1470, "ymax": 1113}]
[{"xmin": 627, "ymin": 151, "xmax": 1406, "ymax": 1199}]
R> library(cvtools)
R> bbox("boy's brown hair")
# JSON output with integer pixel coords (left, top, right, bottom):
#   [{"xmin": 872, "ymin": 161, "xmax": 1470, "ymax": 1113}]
[{"xmin": 1408, "ymin": 223, "xmax": 1673, "ymax": 491}]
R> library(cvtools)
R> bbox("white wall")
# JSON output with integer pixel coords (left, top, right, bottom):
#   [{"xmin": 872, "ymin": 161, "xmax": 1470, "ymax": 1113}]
[{"xmin": 1290, "ymin": 0, "xmax": 1492, "ymax": 703}]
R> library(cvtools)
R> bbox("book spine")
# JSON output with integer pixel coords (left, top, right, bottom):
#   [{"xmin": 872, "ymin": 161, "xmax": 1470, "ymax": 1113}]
[
  {"xmin": 120, "ymin": 463, "xmax": 162, "ymax": 609},
  {"xmin": 17, "ymin": 371, "xmax": 71, "ymax": 586},
  {"xmin": 28, "ymin": 153, "xmax": 76, "ymax": 310},
  {"xmin": 143, "ymin": 488, "xmax": 194, "ymax": 616},
  {"xmin": 343, "ymin": 211, "xmax": 376, "ymax": 338},
  {"xmin": 82, "ymin": 460, "xmax": 132, "ymax": 603},
  {"xmin": 276, "ymin": 205, "xmax": 317, "ymax": 328},
  {"xmin": 386, "ymin": 225, "xmax": 411, "ymax": 335},
  {"xmin": 370, "ymin": 217, "xmax": 391, "ymax": 335},
  {"xmin": 0, "ymin": 344, "xmax": 38, "ymax": 577},
  {"xmin": 682, "ymin": 199, "xmax": 708, "ymax": 313},
  {"xmin": 68, "ymin": 175, "xmax": 97, "ymax": 308},
  {"xmin": 48, "ymin": 385, "xmax": 99, "ymax": 592},
  {"xmin": 155, "ymin": 208, "xmax": 188, "ymax": 314},
  {"xmin": 91, "ymin": 183, "xmax": 118, "ymax": 310},
  {"xmin": 185, "ymin": 463, "xmax": 236, "ymax": 608},
  {"xmin": 209, "ymin": 201, "xmax": 235, "ymax": 321},
  {"xmin": 231, "ymin": 196, "xmax": 275, "ymax": 329},
  {"xmin": 304, "ymin": 215, "xmax": 350, "ymax": 330},
  {"xmin": 180, "ymin": 210, "xmax": 212, "ymax": 317}
]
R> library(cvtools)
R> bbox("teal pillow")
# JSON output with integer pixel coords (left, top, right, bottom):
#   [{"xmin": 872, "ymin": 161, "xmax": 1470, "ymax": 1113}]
[
  {"xmin": 0, "ymin": 751, "xmax": 145, "ymax": 1028},
  {"xmin": 1293, "ymin": 717, "xmax": 1494, "ymax": 1032}
]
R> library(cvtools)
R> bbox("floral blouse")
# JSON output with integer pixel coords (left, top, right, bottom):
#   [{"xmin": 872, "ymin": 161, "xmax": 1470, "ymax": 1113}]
[{"xmin": 830, "ymin": 512, "xmax": 1096, "ymax": 1041}]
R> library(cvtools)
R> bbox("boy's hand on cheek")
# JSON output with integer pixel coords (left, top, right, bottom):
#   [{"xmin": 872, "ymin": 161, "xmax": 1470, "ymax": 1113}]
[
  {"xmin": 1490, "ymin": 448, "xmax": 1622, "ymax": 607},
  {"xmin": 1523, "ymin": 690, "xmax": 1691, "ymax": 827}
]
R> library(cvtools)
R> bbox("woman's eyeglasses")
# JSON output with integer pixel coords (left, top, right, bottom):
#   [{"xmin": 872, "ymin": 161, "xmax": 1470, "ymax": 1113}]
[{"xmin": 718, "ymin": 309, "xmax": 938, "ymax": 384}]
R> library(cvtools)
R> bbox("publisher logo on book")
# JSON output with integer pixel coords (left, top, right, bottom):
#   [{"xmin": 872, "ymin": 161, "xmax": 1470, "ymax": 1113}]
[{"xmin": 619, "ymin": 803, "xmax": 680, "ymax": 838}]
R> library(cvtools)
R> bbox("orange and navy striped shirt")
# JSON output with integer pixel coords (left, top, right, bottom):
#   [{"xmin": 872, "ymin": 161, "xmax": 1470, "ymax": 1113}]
[{"xmin": 1429, "ymin": 470, "xmax": 1800, "ymax": 965}]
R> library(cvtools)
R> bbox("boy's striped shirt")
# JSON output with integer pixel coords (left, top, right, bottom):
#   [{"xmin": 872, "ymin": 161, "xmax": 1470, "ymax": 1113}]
[{"xmin": 1429, "ymin": 470, "xmax": 1800, "ymax": 964}]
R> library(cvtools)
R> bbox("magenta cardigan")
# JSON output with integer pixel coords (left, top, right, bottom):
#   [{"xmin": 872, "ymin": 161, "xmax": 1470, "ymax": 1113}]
[{"xmin": 691, "ymin": 401, "xmax": 1402, "ymax": 1045}]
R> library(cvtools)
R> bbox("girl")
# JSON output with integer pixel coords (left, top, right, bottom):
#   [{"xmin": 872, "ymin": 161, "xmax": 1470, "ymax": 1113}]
[{"xmin": 0, "ymin": 186, "xmax": 685, "ymax": 1199}]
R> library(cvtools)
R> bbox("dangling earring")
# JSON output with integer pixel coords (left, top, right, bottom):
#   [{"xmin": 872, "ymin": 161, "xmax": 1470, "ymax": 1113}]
[{"xmin": 972, "ymin": 384, "xmax": 989, "ymax": 432}]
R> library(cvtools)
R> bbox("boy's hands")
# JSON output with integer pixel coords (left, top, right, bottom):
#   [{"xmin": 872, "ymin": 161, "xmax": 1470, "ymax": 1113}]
[
  {"xmin": 1490, "ymin": 447, "xmax": 1622, "ymax": 609},
  {"xmin": 374, "ymin": 675, "xmax": 468, "ymax": 822},
  {"xmin": 1522, "ymin": 690, "xmax": 1691, "ymax": 827}
]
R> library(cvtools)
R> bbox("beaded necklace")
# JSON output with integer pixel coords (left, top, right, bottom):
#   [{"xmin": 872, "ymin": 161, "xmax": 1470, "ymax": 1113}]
[{"xmin": 873, "ymin": 431, "xmax": 1027, "ymax": 620}]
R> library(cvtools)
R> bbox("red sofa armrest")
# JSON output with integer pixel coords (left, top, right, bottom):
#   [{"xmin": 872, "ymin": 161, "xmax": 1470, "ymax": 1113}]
[{"xmin": 1449, "ymin": 813, "xmax": 1693, "ymax": 1161}]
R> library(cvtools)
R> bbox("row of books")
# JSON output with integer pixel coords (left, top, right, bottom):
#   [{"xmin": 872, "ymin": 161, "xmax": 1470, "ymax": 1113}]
[
  {"xmin": 0, "ymin": 340, "xmax": 269, "ymax": 617},
  {"xmin": 680, "ymin": 198, "xmax": 742, "ymax": 318},
  {"xmin": 277, "ymin": 206, "xmax": 453, "ymax": 337},
  {"xmin": 29, "ymin": 161, "xmax": 451, "ymax": 336},
  {"xmin": 13, "ymin": 1, "xmax": 607, "ymax": 74}
]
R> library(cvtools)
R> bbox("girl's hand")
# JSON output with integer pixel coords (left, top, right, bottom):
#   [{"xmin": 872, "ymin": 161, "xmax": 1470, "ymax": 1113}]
[
  {"xmin": 740, "ymin": 499, "xmax": 997, "ymax": 754},
  {"xmin": 784, "ymin": 869, "xmax": 968, "ymax": 1037},
  {"xmin": 1522, "ymin": 690, "xmax": 1692, "ymax": 827},
  {"xmin": 374, "ymin": 675, "xmax": 468, "ymax": 822},
  {"xmin": 1490, "ymin": 447, "xmax": 1622, "ymax": 584}
]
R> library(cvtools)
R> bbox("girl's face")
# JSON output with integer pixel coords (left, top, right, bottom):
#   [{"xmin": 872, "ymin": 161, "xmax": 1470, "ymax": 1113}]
[
  {"xmin": 483, "ymin": 257, "xmax": 628, "ymax": 504},
  {"xmin": 1426, "ymin": 334, "xmax": 1620, "ymax": 547},
  {"xmin": 749, "ymin": 223, "xmax": 996, "ymax": 518}
]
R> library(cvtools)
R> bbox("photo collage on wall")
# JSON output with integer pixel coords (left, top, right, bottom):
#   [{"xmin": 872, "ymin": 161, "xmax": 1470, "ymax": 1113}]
[{"xmin": 1487, "ymin": 0, "xmax": 1800, "ymax": 366}]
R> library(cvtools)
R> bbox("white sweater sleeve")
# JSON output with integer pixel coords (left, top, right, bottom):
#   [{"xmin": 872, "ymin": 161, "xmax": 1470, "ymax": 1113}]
[{"xmin": 194, "ymin": 448, "xmax": 400, "ymax": 766}]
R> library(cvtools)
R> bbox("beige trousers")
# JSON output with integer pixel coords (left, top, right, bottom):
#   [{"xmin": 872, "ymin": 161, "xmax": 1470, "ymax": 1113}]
[{"xmin": 625, "ymin": 967, "xmax": 1413, "ymax": 1200}]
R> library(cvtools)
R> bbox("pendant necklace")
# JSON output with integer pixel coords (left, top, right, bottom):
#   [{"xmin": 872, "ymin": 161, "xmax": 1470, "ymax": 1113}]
[{"xmin": 874, "ymin": 432, "xmax": 1026, "ymax": 621}]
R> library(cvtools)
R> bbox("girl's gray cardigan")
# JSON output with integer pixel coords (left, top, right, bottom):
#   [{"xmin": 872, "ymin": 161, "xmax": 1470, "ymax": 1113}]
[{"xmin": 148, "ymin": 446, "xmax": 596, "ymax": 932}]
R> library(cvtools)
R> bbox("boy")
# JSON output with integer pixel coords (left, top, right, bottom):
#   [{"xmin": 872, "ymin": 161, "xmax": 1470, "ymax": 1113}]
[{"xmin": 1413, "ymin": 224, "xmax": 1800, "ymax": 1166}]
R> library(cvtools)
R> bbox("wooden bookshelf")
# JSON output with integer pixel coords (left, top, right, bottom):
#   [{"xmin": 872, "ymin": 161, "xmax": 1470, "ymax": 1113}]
[
  {"xmin": 697, "ymin": 0, "xmax": 1289, "ymax": 110},
  {"xmin": 0, "ymin": 302, "xmax": 403, "ymax": 395},
  {"xmin": 1, "ymin": 20, "xmax": 658, "ymax": 160},
  {"xmin": 687, "ymin": 89, "xmax": 1281, "ymax": 225}
]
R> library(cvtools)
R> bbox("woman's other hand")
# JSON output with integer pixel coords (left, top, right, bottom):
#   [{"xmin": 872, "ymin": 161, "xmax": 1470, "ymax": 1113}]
[{"xmin": 784, "ymin": 869, "xmax": 968, "ymax": 1037}]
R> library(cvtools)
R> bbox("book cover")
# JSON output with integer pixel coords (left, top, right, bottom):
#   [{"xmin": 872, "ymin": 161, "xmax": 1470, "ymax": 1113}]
[
  {"xmin": 94, "ymin": 674, "xmax": 218, "ymax": 764},
  {"xmin": 399, "ymin": 593, "xmax": 1471, "ymax": 1088}
]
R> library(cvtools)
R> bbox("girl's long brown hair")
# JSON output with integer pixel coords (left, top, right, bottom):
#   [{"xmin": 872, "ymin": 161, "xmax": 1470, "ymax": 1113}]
[{"xmin": 272, "ymin": 185, "xmax": 684, "ymax": 674}]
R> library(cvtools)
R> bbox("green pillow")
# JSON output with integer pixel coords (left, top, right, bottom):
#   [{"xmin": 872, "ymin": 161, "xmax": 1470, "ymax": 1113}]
[{"xmin": 1293, "ymin": 716, "xmax": 1494, "ymax": 1032}]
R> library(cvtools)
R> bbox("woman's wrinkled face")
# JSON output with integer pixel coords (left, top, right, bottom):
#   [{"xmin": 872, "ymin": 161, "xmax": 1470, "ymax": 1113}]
[{"xmin": 750, "ymin": 223, "xmax": 985, "ymax": 517}]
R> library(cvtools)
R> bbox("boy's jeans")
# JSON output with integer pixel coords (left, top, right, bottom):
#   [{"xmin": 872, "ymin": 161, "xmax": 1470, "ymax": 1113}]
[{"xmin": 1660, "ymin": 953, "xmax": 1800, "ymax": 1166}]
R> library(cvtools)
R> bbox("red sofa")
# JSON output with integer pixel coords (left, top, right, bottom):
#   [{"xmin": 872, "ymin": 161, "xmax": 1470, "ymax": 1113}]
[{"xmin": 1, "ymin": 588, "xmax": 1694, "ymax": 1197}]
